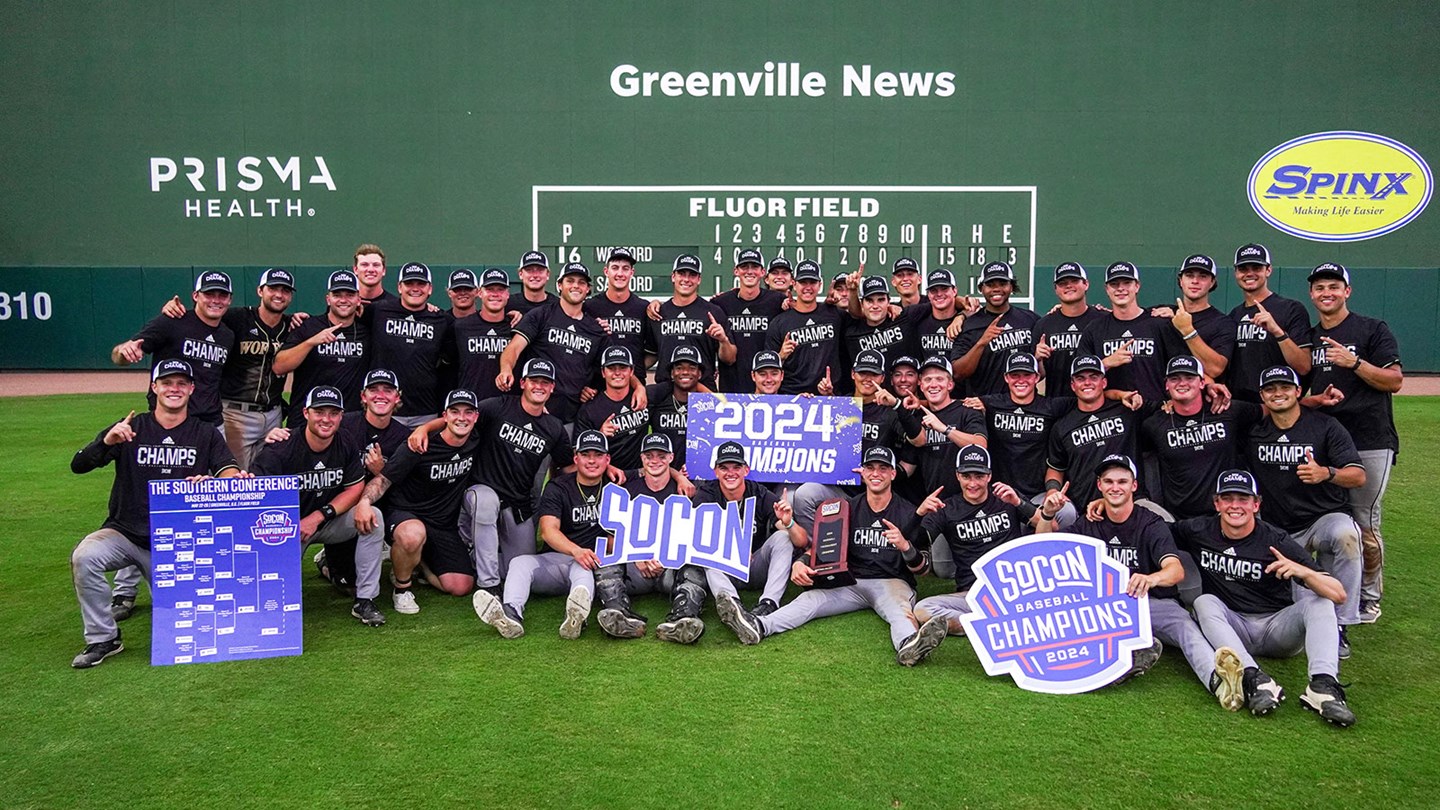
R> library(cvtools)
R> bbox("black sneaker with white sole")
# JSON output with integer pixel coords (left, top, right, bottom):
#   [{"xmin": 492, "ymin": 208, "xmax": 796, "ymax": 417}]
[
  {"xmin": 1338, "ymin": 626, "xmax": 1352, "ymax": 660},
  {"xmin": 716, "ymin": 594, "xmax": 763, "ymax": 645},
  {"xmin": 472, "ymin": 589, "xmax": 525, "ymax": 639},
  {"xmin": 1242, "ymin": 667, "xmax": 1285, "ymax": 716},
  {"xmin": 1301, "ymin": 674, "xmax": 1356, "ymax": 728},
  {"xmin": 72, "ymin": 636, "xmax": 124, "ymax": 669},
  {"xmin": 896, "ymin": 615, "xmax": 947, "ymax": 667},
  {"xmin": 1357, "ymin": 600, "xmax": 1382, "ymax": 624},
  {"xmin": 109, "ymin": 595, "xmax": 136, "ymax": 622},
  {"xmin": 351, "ymin": 598, "xmax": 386, "ymax": 627},
  {"xmin": 752, "ymin": 598, "xmax": 779, "ymax": 617}
]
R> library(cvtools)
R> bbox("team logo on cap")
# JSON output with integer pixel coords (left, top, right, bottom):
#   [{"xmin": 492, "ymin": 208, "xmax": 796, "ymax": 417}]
[
  {"xmin": 1216, "ymin": 469, "xmax": 1259, "ymax": 496},
  {"xmin": 960, "ymin": 533, "xmax": 1155, "ymax": 693},
  {"xmin": 521, "ymin": 251, "xmax": 549, "ymax": 268},
  {"xmin": 1249, "ymin": 131, "xmax": 1432, "ymax": 242}
]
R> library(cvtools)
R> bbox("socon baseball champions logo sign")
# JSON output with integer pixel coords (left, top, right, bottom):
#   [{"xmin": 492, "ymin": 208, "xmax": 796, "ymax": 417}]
[{"xmin": 960, "ymin": 533, "xmax": 1153, "ymax": 694}]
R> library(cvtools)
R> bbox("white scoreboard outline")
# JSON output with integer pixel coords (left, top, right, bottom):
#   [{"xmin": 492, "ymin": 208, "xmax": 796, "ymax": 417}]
[{"xmin": 532, "ymin": 185, "xmax": 1039, "ymax": 305}]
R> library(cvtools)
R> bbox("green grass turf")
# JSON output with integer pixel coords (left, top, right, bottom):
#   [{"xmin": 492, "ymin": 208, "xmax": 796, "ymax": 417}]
[{"xmin": 1, "ymin": 394, "xmax": 1437, "ymax": 808}]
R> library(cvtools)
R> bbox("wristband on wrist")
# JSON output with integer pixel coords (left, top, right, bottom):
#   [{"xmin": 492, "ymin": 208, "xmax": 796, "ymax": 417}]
[
  {"xmin": 1045, "ymin": 480, "xmax": 1063, "ymax": 493},
  {"xmin": 319, "ymin": 504, "xmax": 337, "ymax": 522},
  {"xmin": 1181, "ymin": 330, "xmax": 1198, "ymax": 341}
]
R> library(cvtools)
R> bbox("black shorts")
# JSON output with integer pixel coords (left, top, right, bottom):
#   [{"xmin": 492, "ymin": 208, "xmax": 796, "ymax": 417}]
[{"xmin": 385, "ymin": 510, "xmax": 475, "ymax": 578}]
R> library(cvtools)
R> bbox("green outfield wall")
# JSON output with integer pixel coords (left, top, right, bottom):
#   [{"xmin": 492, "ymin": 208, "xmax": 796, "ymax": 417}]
[{"xmin": 1, "ymin": 2, "xmax": 1435, "ymax": 369}]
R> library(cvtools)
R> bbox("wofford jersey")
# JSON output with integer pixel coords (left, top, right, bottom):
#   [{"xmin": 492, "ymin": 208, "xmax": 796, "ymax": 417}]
[{"xmin": 220, "ymin": 307, "xmax": 290, "ymax": 407}]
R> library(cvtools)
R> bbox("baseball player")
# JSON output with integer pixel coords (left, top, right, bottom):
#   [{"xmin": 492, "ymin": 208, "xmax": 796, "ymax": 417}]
[
  {"xmin": 1246, "ymin": 365, "xmax": 1365, "ymax": 657},
  {"xmin": 445, "ymin": 268, "xmax": 479, "ymax": 319},
  {"xmin": 644, "ymin": 254, "xmax": 735, "ymax": 387},
  {"xmin": 733, "ymin": 446, "xmax": 948, "ymax": 666},
  {"xmin": 890, "ymin": 257, "xmax": 924, "ymax": 308},
  {"xmin": 584, "ymin": 248, "xmax": 650, "ymax": 378},
  {"xmin": 766, "ymin": 255, "xmax": 794, "ymax": 295},
  {"xmin": 949, "ymin": 261, "xmax": 1039, "ymax": 397},
  {"xmin": 647, "ymin": 346, "xmax": 710, "ymax": 467},
  {"xmin": 575, "ymin": 346, "xmax": 651, "ymax": 471},
  {"xmin": 899, "ymin": 356, "xmax": 988, "ymax": 502},
  {"xmin": 352, "ymin": 243, "xmax": 391, "ymax": 304},
  {"xmin": 749, "ymin": 349, "xmax": 785, "ymax": 395},
  {"xmin": 1045, "ymin": 355, "xmax": 1151, "ymax": 510},
  {"xmin": 450, "ymin": 268, "xmax": 515, "ymax": 402},
  {"xmin": 250, "ymin": 386, "xmax": 385, "ymax": 627},
  {"xmin": 359, "ymin": 261, "xmax": 456, "ymax": 428},
  {"xmin": 710, "ymin": 248, "xmax": 789, "ymax": 393},
  {"xmin": 1034, "ymin": 262, "xmax": 1106, "ymax": 397},
  {"xmin": 1228, "ymin": 243, "xmax": 1313, "ymax": 401},
  {"xmin": 352, "ymin": 389, "xmax": 482, "ymax": 613},
  {"xmin": 1159, "ymin": 254, "xmax": 1235, "ymax": 381},
  {"xmin": 826, "ymin": 272, "xmax": 853, "ymax": 311},
  {"xmin": 274, "ymin": 270, "xmax": 369, "ymax": 430},
  {"xmin": 841, "ymin": 276, "xmax": 912, "ymax": 383},
  {"xmin": 1075, "ymin": 262, "xmax": 1186, "ymax": 404},
  {"xmin": 509, "ymin": 250, "xmax": 559, "ymax": 317},
  {"xmin": 1305, "ymin": 262, "xmax": 1403, "ymax": 623},
  {"xmin": 1175, "ymin": 469, "xmax": 1354, "ymax": 726},
  {"xmin": 901, "ymin": 268, "xmax": 967, "ymax": 359},
  {"xmin": 593, "ymin": 433, "xmax": 679, "ymax": 640},
  {"xmin": 765, "ymin": 260, "xmax": 845, "ymax": 395},
  {"xmin": 69, "ymin": 360, "xmax": 243, "ymax": 667}
]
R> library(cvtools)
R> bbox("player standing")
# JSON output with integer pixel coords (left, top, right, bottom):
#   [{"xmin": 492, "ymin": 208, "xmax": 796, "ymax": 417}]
[
  {"xmin": 1034, "ymin": 262, "xmax": 1105, "ymax": 396},
  {"xmin": 584, "ymin": 248, "xmax": 650, "ymax": 378},
  {"xmin": 212, "ymin": 268, "xmax": 295, "ymax": 468},
  {"xmin": 509, "ymin": 250, "xmax": 558, "ymax": 316},
  {"xmin": 645, "ymin": 254, "xmax": 735, "ymax": 386},
  {"xmin": 890, "ymin": 257, "xmax": 924, "ymax": 308},
  {"xmin": 765, "ymin": 260, "xmax": 845, "ymax": 395},
  {"xmin": 361, "ymin": 262, "xmax": 456, "ymax": 428},
  {"xmin": 1165, "ymin": 254, "xmax": 1234, "ymax": 380},
  {"xmin": 1076, "ymin": 262, "xmax": 1186, "ymax": 404},
  {"xmin": 352, "ymin": 244, "xmax": 391, "ymax": 303},
  {"xmin": 450, "ymin": 268, "xmax": 516, "ymax": 402},
  {"xmin": 710, "ymin": 248, "xmax": 789, "ymax": 393},
  {"xmin": 1228, "ymin": 243, "xmax": 1313, "ymax": 401},
  {"xmin": 274, "ymin": 270, "xmax": 369, "ymax": 429},
  {"xmin": 949, "ymin": 261, "xmax": 1039, "ymax": 396}
]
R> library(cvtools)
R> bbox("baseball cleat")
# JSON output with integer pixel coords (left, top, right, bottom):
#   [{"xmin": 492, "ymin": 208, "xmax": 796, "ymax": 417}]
[
  {"xmin": 109, "ymin": 595, "xmax": 136, "ymax": 622},
  {"xmin": 71, "ymin": 637, "xmax": 124, "ymax": 669},
  {"xmin": 597, "ymin": 608, "xmax": 647, "ymax": 639},
  {"xmin": 350, "ymin": 598, "xmax": 386, "ymax": 627},
  {"xmin": 472, "ymin": 589, "xmax": 525, "ymax": 639},
  {"xmin": 752, "ymin": 598, "xmax": 779, "ymax": 617},
  {"xmin": 1116, "ymin": 639, "xmax": 1163, "ymax": 683},
  {"xmin": 896, "ymin": 615, "xmax": 947, "ymax": 667},
  {"xmin": 1357, "ymin": 600, "xmax": 1382, "ymax": 624},
  {"xmin": 1212, "ymin": 647, "xmax": 1245, "ymax": 711},
  {"xmin": 1243, "ymin": 667, "xmax": 1285, "ymax": 716},
  {"xmin": 716, "ymin": 593, "xmax": 763, "ymax": 645},
  {"xmin": 656, "ymin": 616, "xmax": 706, "ymax": 644},
  {"xmin": 1301, "ymin": 675, "xmax": 1356, "ymax": 728},
  {"xmin": 559, "ymin": 586, "xmax": 591, "ymax": 640},
  {"xmin": 1337, "ymin": 626, "xmax": 1352, "ymax": 660}
]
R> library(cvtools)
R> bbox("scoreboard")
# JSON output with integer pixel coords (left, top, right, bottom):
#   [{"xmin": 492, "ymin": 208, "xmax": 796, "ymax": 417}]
[{"xmin": 532, "ymin": 186, "xmax": 1037, "ymax": 303}]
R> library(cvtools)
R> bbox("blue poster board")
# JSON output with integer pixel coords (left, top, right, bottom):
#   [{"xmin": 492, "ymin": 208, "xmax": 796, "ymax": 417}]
[
  {"xmin": 148, "ymin": 475, "xmax": 303, "ymax": 665},
  {"xmin": 686, "ymin": 394, "xmax": 863, "ymax": 485}
]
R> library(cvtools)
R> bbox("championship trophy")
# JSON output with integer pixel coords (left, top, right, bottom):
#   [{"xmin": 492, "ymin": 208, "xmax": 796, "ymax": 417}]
[{"xmin": 809, "ymin": 498, "xmax": 854, "ymax": 588}]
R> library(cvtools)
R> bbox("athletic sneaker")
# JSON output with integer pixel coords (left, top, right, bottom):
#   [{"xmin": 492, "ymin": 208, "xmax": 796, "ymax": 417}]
[
  {"xmin": 896, "ymin": 615, "xmax": 947, "ymax": 667},
  {"xmin": 71, "ymin": 637, "xmax": 124, "ymax": 669},
  {"xmin": 1338, "ymin": 626, "xmax": 1352, "ymax": 660},
  {"xmin": 559, "ymin": 586, "xmax": 591, "ymax": 640},
  {"xmin": 392, "ymin": 589, "xmax": 419, "ymax": 615},
  {"xmin": 472, "ymin": 589, "xmax": 525, "ymax": 639},
  {"xmin": 1357, "ymin": 600, "xmax": 1382, "ymax": 624},
  {"xmin": 597, "ymin": 608, "xmax": 647, "ymax": 639},
  {"xmin": 1242, "ymin": 667, "xmax": 1285, "ymax": 716},
  {"xmin": 109, "ymin": 595, "xmax": 135, "ymax": 622},
  {"xmin": 351, "ymin": 598, "xmax": 386, "ymax": 627},
  {"xmin": 1212, "ymin": 647, "xmax": 1245, "ymax": 711},
  {"xmin": 312, "ymin": 547, "xmax": 328, "ymax": 579},
  {"xmin": 716, "ymin": 593, "xmax": 763, "ymax": 645},
  {"xmin": 1301, "ymin": 674, "xmax": 1356, "ymax": 728},
  {"xmin": 752, "ymin": 598, "xmax": 779, "ymax": 617},
  {"xmin": 656, "ymin": 616, "xmax": 705, "ymax": 644}
]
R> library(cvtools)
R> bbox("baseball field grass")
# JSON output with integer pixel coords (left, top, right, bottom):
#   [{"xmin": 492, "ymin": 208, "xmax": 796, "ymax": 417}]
[{"xmin": 1, "ymin": 393, "xmax": 1436, "ymax": 809}]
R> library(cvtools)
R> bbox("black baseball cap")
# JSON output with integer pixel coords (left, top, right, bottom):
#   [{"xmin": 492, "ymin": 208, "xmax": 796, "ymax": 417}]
[
  {"xmin": 668, "ymin": 345, "xmax": 703, "ymax": 369},
  {"xmin": 1096, "ymin": 454, "xmax": 1138, "ymax": 479},
  {"xmin": 151, "ymin": 358, "xmax": 194, "ymax": 381},
  {"xmin": 918, "ymin": 355, "xmax": 953, "ymax": 375},
  {"xmin": 1053, "ymin": 262, "xmax": 1088, "ymax": 282},
  {"xmin": 793, "ymin": 260, "xmax": 822, "ymax": 282},
  {"xmin": 751, "ymin": 350, "xmax": 783, "ymax": 371},
  {"xmin": 980, "ymin": 261, "xmax": 1015, "ymax": 283},
  {"xmin": 327, "ymin": 270, "xmax": 359, "ymax": 292},
  {"xmin": 398, "ymin": 262, "xmax": 432, "ymax": 284},
  {"xmin": 926, "ymin": 269, "xmax": 957, "ymax": 289},
  {"xmin": 606, "ymin": 247, "xmax": 637, "ymax": 265},
  {"xmin": 1259, "ymin": 365, "xmax": 1300, "ymax": 388},
  {"xmin": 892, "ymin": 257, "xmax": 920, "ymax": 274},
  {"xmin": 1234, "ymin": 243, "xmax": 1271, "ymax": 267},
  {"xmin": 258, "ymin": 268, "xmax": 295, "ymax": 289},
  {"xmin": 1005, "ymin": 352, "xmax": 1039, "ymax": 375},
  {"xmin": 481, "ymin": 268, "xmax": 511, "ymax": 288},
  {"xmin": 1070, "ymin": 354, "xmax": 1104, "ymax": 376},
  {"xmin": 1215, "ymin": 469, "xmax": 1260, "ymax": 497},
  {"xmin": 768, "ymin": 256, "xmax": 793, "ymax": 272},
  {"xmin": 853, "ymin": 350, "xmax": 886, "ymax": 375},
  {"xmin": 736, "ymin": 248, "xmax": 764, "ymax": 267},
  {"xmin": 1166, "ymin": 355, "xmax": 1205, "ymax": 377},
  {"xmin": 522, "ymin": 359, "xmax": 557, "ymax": 381},
  {"xmin": 559, "ymin": 262, "xmax": 591, "ymax": 281},
  {"xmin": 956, "ymin": 444, "xmax": 992, "ymax": 474},
  {"xmin": 575, "ymin": 430, "xmax": 609, "ymax": 454},
  {"xmin": 1308, "ymin": 262, "xmax": 1351, "ymax": 285},
  {"xmin": 1179, "ymin": 254, "xmax": 1216, "ymax": 276},
  {"xmin": 831, "ymin": 272, "xmax": 851, "ymax": 285},
  {"xmin": 861, "ymin": 276, "xmax": 891, "ymax": 299},
  {"xmin": 714, "ymin": 441, "xmax": 747, "ymax": 466},
  {"xmin": 863, "ymin": 446, "xmax": 898, "ymax": 468},
  {"xmin": 1105, "ymin": 261, "xmax": 1139, "ymax": 283},
  {"xmin": 195, "ymin": 271, "xmax": 232, "ymax": 294},
  {"xmin": 672, "ymin": 254, "xmax": 702, "ymax": 275},
  {"xmin": 520, "ymin": 250, "xmax": 549, "ymax": 269},
  {"xmin": 447, "ymin": 269, "xmax": 478, "ymax": 290},
  {"xmin": 641, "ymin": 434, "xmax": 674, "ymax": 454},
  {"xmin": 601, "ymin": 346, "xmax": 634, "ymax": 368},
  {"xmin": 304, "ymin": 385, "xmax": 344, "ymax": 410},
  {"xmin": 363, "ymin": 368, "xmax": 400, "ymax": 389},
  {"xmin": 444, "ymin": 389, "xmax": 479, "ymax": 409},
  {"xmin": 890, "ymin": 355, "xmax": 919, "ymax": 371}
]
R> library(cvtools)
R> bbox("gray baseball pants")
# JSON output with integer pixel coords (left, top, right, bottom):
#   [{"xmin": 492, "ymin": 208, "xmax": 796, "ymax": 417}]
[
  {"xmin": 503, "ymin": 551, "xmax": 594, "ymax": 618},
  {"xmin": 222, "ymin": 400, "xmax": 282, "ymax": 470},
  {"xmin": 304, "ymin": 508, "xmax": 384, "ymax": 600},
  {"xmin": 704, "ymin": 529, "xmax": 794, "ymax": 606},
  {"xmin": 1192, "ymin": 587, "xmax": 1340, "ymax": 678},
  {"xmin": 757, "ymin": 577, "xmax": 918, "ymax": 650},
  {"xmin": 1351, "ymin": 448, "xmax": 1393, "ymax": 601},
  {"xmin": 1290, "ymin": 512, "xmax": 1362, "ymax": 626},
  {"xmin": 462, "ymin": 484, "xmax": 538, "ymax": 589},
  {"xmin": 73, "ymin": 529, "xmax": 150, "ymax": 644}
]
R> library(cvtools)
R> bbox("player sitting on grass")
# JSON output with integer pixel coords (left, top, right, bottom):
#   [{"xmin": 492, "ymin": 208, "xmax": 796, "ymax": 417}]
[{"xmin": 69, "ymin": 360, "xmax": 246, "ymax": 668}]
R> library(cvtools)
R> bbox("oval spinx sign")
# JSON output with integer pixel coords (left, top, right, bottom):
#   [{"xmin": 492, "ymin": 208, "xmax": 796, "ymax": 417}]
[{"xmin": 1249, "ymin": 131, "xmax": 1431, "ymax": 242}]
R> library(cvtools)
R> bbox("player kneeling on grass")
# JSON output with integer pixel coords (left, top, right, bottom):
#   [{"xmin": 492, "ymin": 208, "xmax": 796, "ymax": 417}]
[
  {"xmin": 353, "ymin": 389, "xmax": 482, "ymax": 615},
  {"xmin": 1172, "ymin": 470, "xmax": 1355, "ymax": 727},
  {"xmin": 1039, "ymin": 455, "xmax": 1246, "ymax": 705},
  {"xmin": 473, "ymin": 430, "xmax": 613, "ymax": 640},
  {"xmin": 69, "ymin": 360, "xmax": 246, "ymax": 668},
  {"xmin": 250, "ymin": 386, "xmax": 385, "ymax": 627},
  {"xmin": 730, "ymin": 447, "xmax": 947, "ymax": 666}
]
